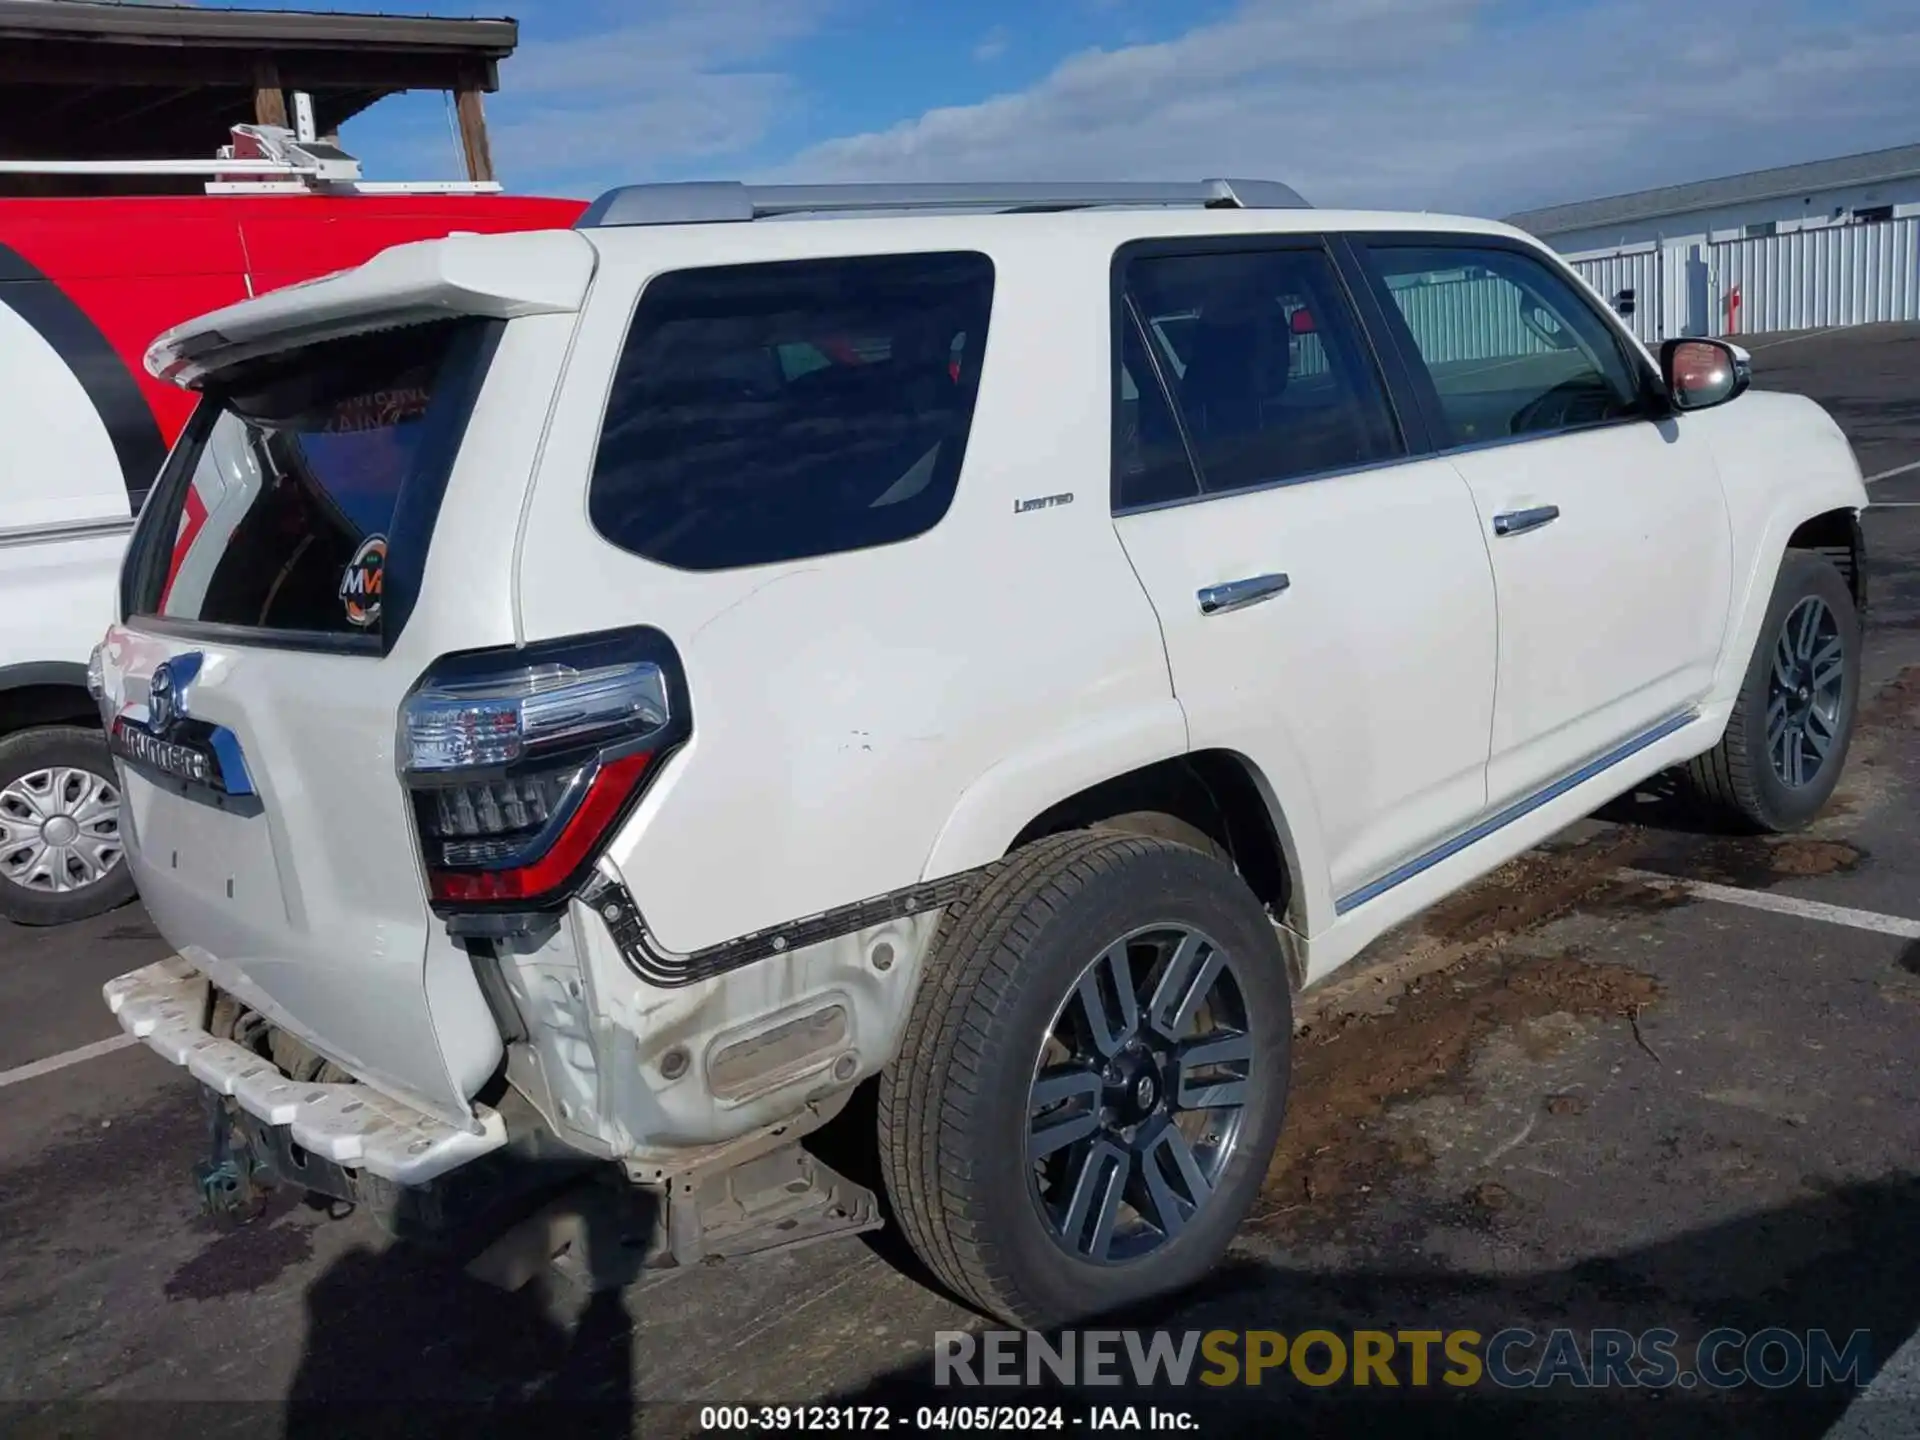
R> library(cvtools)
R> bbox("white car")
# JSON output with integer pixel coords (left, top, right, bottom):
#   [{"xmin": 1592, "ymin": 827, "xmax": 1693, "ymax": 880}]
[{"xmin": 96, "ymin": 180, "xmax": 1867, "ymax": 1326}]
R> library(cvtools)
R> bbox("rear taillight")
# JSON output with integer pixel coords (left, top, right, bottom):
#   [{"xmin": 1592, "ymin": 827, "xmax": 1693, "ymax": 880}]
[{"xmin": 399, "ymin": 628, "xmax": 688, "ymax": 914}]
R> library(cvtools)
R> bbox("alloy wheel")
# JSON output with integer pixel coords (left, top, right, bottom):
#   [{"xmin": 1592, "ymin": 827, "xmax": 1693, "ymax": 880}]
[
  {"xmin": 1026, "ymin": 923, "xmax": 1253, "ymax": 1265},
  {"xmin": 1766, "ymin": 595, "xmax": 1845, "ymax": 789}
]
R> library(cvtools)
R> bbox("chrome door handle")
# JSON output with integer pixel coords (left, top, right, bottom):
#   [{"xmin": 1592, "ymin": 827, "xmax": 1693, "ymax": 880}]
[
  {"xmin": 1198, "ymin": 572, "xmax": 1290, "ymax": 616},
  {"xmin": 1492, "ymin": 505, "xmax": 1560, "ymax": 538}
]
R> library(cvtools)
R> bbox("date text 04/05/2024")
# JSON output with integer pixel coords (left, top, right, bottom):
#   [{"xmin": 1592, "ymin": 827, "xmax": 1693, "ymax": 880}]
[{"xmin": 696, "ymin": 1404, "xmax": 1197, "ymax": 1431}]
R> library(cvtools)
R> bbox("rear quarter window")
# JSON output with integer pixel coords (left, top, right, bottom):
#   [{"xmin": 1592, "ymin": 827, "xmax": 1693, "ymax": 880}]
[{"xmin": 587, "ymin": 251, "xmax": 995, "ymax": 571}]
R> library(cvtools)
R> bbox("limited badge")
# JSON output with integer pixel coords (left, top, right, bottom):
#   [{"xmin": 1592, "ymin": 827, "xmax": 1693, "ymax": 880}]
[{"xmin": 339, "ymin": 534, "xmax": 387, "ymax": 628}]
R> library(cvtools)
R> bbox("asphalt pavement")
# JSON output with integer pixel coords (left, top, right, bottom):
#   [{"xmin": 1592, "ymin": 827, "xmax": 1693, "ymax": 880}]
[{"xmin": 3, "ymin": 324, "xmax": 1920, "ymax": 1438}]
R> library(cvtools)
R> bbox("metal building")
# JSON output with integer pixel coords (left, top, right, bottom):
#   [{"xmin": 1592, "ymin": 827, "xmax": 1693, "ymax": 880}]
[{"xmin": 1506, "ymin": 144, "xmax": 1920, "ymax": 341}]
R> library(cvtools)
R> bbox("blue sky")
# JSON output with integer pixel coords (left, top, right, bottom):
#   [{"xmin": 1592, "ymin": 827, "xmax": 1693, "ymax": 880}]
[{"xmin": 220, "ymin": 0, "xmax": 1920, "ymax": 217}]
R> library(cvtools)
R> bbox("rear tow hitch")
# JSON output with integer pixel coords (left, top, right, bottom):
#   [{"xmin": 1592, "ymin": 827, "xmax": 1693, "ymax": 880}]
[{"xmin": 193, "ymin": 1093, "xmax": 270, "ymax": 1228}]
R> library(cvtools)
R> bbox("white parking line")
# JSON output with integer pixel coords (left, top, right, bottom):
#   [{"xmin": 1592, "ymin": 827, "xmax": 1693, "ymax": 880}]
[
  {"xmin": 1618, "ymin": 869, "xmax": 1920, "ymax": 940},
  {"xmin": 0, "ymin": 1033, "xmax": 136, "ymax": 1091},
  {"xmin": 1745, "ymin": 324, "xmax": 1865, "ymax": 352},
  {"xmin": 1866, "ymin": 458, "xmax": 1920, "ymax": 484}
]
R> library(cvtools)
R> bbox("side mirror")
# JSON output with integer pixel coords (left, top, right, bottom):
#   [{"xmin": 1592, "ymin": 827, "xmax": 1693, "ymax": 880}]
[{"xmin": 1660, "ymin": 337, "xmax": 1750, "ymax": 411}]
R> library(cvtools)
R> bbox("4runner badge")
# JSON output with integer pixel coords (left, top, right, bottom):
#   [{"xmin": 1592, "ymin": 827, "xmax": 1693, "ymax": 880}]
[{"xmin": 339, "ymin": 534, "xmax": 387, "ymax": 628}]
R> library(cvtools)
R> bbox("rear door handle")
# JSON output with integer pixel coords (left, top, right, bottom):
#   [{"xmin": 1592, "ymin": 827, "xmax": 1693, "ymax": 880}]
[
  {"xmin": 1198, "ymin": 572, "xmax": 1290, "ymax": 616},
  {"xmin": 1492, "ymin": 505, "xmax": 1560, "ymax": 538}
]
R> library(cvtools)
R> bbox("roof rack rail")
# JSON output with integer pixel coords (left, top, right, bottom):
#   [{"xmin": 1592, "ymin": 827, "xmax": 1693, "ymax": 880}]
[{"xmin": 575, "ymin": 178, "xmax": 1308, "ymax": 229}]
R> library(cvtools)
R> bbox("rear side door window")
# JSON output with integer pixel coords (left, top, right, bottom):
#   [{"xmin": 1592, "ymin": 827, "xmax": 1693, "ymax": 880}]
[
  {"xmin": 1113, "ymin": 245, "xmax": 1402, "ymax": 510},
  {"xmin": 588, "ymin": 252, "xmax": 995, "ymax": 572},
  {"xmin": 1362, "ymin": 243, "xmax": 1649, "ymax": 448}
]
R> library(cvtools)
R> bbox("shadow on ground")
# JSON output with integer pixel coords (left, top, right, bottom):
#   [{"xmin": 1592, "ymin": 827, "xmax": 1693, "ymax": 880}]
[
  {"xmin": 827, "ymin": 1173, "xmax": 1920, "ymax": 1437},
  {"xmin": 255, "ymin": 1171, "xmax": 1920, "ymax": 1437},
  {"xmin": 274, "ymin": 1163, "xmax": 642, "ymax": 1440}
]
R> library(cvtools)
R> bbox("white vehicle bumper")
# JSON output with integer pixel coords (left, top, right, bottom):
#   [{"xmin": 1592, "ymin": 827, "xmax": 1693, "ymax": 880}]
[{"xmin": 104, "ymin": 957, "xmax": 507, "ymax": 1186}]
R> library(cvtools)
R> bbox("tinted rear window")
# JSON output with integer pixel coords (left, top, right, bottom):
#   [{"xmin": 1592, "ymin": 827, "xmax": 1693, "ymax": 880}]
[
  {"xmin": 127, "ymin": 319, "xmax": 495, "ymax": 647},
  {"xmin": 587, "ymin": 252, "xmax": 995, "ymax": 571}
]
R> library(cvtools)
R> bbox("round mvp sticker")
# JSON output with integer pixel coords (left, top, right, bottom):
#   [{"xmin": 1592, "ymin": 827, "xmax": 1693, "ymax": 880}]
[{"xmin": 339, "ymin": 533, "xmax": 387, "ymax": 628}]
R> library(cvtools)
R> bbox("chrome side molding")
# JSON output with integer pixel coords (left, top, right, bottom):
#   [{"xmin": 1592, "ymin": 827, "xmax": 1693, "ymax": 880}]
[
  {"xmin": 1334, "ymin": 708, "xmax": 1699, "ymax": 914},
  {"xmin": 0, "ymin": 514, "xmax": 135, "ymax": 550}
]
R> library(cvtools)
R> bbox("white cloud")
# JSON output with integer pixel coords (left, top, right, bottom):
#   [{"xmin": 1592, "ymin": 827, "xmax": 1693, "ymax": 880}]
[
  {"xmin": 974, "ymin": 25, "xmax": 1010, "ymax": 62},
  {"xmin": 488, "ymin": 0, "xmax": 834, "ymax": 192},
  {"xmin": 772, "ymin": 0, "xmax": 1920, "ymax": 218}
]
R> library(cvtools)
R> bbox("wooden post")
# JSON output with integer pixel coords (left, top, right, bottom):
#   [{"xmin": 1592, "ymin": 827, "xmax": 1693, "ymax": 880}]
[
  {"xmin": 253, "ymin": 58, "xmax": 288, "ymax": 128},
  {"xmin": 454, "ymin": 81, "xmax": 494, "ymax": 184}
]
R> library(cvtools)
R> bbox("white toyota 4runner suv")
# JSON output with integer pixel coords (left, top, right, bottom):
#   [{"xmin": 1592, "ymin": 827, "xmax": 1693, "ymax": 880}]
[{"xmin": 96, "ymin": 180, "xmax": 1868, "ymax": 1327}]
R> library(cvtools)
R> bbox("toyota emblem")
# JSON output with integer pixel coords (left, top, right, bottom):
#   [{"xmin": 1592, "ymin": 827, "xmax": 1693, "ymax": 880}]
[{"xmin": 148, "ymin": 663, "xmax": 176, "ymax": 731}]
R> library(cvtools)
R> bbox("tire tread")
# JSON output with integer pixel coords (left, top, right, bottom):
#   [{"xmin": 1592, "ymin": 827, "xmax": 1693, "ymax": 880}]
[
  {"xmin": 878, "ymin": 831, "xmax": 1159, "ymax": 1321},
  {"xmin": 1682, "ymin": 550, "xmax": 1859, "ymax": 831}
]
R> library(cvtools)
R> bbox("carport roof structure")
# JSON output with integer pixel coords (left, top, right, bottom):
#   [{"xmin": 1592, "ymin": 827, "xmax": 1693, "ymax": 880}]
[{"xmin": 0, "ymin": 0, "xmax": 517, "ymax": 181}]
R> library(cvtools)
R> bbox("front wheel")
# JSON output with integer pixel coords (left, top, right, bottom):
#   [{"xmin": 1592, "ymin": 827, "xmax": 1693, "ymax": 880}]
[
  {"xmin": 878, "ymin": 831, "xmax": 1291, "ymax": 1327},
  {"xmin": 0, "ymin": 726, "xmax": 136, "ymax": 926},
  {"xmin": 1684, "ymin": 550, "xmax": 1862, "ymax": 832}
]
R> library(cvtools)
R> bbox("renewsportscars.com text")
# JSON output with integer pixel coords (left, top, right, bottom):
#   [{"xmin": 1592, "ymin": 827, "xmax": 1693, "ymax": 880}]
[{"xmin": 935, "ymin": 1326, "xmax": 1875, "ymax": 1391}]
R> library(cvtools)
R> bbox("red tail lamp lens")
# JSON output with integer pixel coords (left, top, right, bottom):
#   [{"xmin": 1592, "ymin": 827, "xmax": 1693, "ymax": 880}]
[
  {"xmin": 400, "ymin": 627, "xmax": 686, "ymax": 913},
  {"xmin": 427, "ymin": 751, "xmax": 653, "ymax": 903}
]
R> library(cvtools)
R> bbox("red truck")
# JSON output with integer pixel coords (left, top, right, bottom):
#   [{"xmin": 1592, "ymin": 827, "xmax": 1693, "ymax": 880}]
[{"xmin": 0, "ymin": 136, "xmax": 583, "ymax": 924}]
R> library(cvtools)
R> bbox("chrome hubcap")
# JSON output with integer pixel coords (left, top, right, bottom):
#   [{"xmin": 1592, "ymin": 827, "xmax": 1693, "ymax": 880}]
[
  {"xmin": 1027, "ymin": 923, "xmax": 1252, "ymax": 1265},
  {"xmin": 0, "ymin": 765, "xmax": 124, "ymax": 894},
  {"xmin": 1766, "ymin": 596, "xmax": 1845, "ymax": 790}
]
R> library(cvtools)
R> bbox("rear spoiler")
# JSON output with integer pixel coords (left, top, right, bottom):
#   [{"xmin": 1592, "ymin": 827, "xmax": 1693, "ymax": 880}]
[{"xmin": 145, "ymin": 229, "xmax": 597, "ymax": 389}]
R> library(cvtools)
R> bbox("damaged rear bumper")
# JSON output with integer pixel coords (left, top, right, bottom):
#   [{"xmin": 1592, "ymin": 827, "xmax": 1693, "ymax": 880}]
[{"xmin": 104, "ymin": 957, "xmax": 507, "ymax": 1186}]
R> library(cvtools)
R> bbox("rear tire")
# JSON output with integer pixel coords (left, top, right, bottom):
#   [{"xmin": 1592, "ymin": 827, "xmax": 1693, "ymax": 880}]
[
  {"xmin": 0, "ymin": 726, "xmax": 135, "ymax": 926},
  {"xmin": 878, "ymin": 831, "xmax": 1290, "ymax": 1327},
  {"xmin": 1683, "ymin": 551, "xmax": 1861, "ymax": 832},
  {"xmin": 1090, "ymin": 810, "xmax": 1230, "ymax": 863}
]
